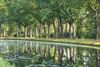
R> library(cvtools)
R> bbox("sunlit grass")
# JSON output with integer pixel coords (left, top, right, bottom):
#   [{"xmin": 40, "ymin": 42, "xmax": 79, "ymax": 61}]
[
  {"xmin": 33, "ymin": 38, "xmax": 100, "ymax": 46},
  {"xmin": 0, "ymin": 37, "xmax": 100, "ymax": 45}
]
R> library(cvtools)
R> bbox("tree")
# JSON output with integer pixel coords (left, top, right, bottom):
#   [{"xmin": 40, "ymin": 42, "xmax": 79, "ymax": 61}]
[{"xmin": 0, "ymin": 0, "xmax": 8, "ymax": 36}]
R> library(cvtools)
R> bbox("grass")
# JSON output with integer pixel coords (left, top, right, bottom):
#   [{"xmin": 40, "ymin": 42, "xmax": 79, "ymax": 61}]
[
  {"xmin": 0, "ymin": 37, "xmax": 100, "ymax": 46},
  {"xmin": 33, "ymin": 38, "xmax": 100, "ymax": 46}
]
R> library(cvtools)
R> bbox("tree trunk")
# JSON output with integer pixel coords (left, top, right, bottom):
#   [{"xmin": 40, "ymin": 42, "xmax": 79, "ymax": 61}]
[
  {"xmin": 47, "ymin": 23, "xmax": 50, "ymax": 38},
  {"xmin": 35, "ymin": 23, "xmax": 38, "ymax": 38},
  {"xmin": 69, "ymin": 23, "xmax": 72, "ymax": 38},
  {"xmin": 72, "ymin": 23, "xmax": 76, "ymax": 39},
  {"xmin": 59, "ymin": 17, "xmax": 63, "ymax": 37},
  {"xmin": 19, "ymin": 27, "xmax": 22, "ymax": 37},
  {"xmin": 3, "ymin": 29, "xmax": 6, "ymax": 37},
  {"xmin": 29, "ymin": 25, "xmax": 32, "ymax": 38},
  {"xmin": 76, "ymin": 20, "xmax": 81, "ymax": 38},
  {"xmin": 95, "ymin": 0, "xmax": 100, "ymax": 40},
  {"xmin": 43, "ymin": 22, "xmax": 47, "ymax": 38},
  {"xmin": 65, "ymin": 22, "xmax": 68, "ymax": 33},
  {"xmin": 0, "ymin": 24, "xmax": 2, "ymax": 37},
  {"xmin": 69, "ymin": 17, "xmax": 74, "ymax": 38},
  {"xmin": 58, "ymin": 20, "xmax": 60, "ymax": 38},
  {"xmin": 95, "ymin": 8, "xmax": 100, "ymax": 40},
  {"xmin": 16, "ymin": 25, "xmax": 19, "ymax": 37},
  {"xmin": 38, "ymin": 22, "xmax": 42, "ymax": 38},
  {"xmin": 52, "ymin": 18, "xmax": 57, "ymax": 38},
  {"xmin": 25, "ymin": 27, "xmax": 27, "ymax": 37}
]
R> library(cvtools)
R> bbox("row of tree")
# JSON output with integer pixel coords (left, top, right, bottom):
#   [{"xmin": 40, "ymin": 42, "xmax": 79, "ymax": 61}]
[{"xmin": 0, "ymin": 0, "xmax": 100, "ymax": 39}]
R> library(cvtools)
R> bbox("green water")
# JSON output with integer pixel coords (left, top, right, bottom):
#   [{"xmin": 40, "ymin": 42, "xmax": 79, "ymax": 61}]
[{"xmin": 0, "ymin": 40, "xmax": 100, "ymax": 67}]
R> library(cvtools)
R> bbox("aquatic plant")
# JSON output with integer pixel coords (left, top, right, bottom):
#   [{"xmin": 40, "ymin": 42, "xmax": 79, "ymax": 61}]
[{"xmin": 0, "ymin": 58, "xmax": 14, "ymax": 67}]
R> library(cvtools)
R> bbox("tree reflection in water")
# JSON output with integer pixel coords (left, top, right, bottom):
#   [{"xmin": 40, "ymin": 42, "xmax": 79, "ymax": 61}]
[{"xmin": 0, "ymin": 40, "xmax": 100, "ymax": 67}]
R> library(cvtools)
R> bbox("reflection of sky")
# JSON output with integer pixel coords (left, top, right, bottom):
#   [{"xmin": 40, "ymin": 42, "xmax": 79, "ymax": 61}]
[{"xmin": 0, "ymin": 40, "xmax": 34, "ymax": 53}]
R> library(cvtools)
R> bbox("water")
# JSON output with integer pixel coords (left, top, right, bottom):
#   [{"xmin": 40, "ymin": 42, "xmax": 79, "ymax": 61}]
[{"xmin": 0, "ymin": 40, "xmax": 100, "ymax": 67}]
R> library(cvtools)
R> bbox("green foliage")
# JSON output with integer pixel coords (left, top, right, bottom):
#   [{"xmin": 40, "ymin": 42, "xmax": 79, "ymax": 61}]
[
  {"xmin": 0, "ymin": 0, "xmax": 99, "ymax": 39},
  {"xmin": 0, "ymin": 58, "xmax": 13, "ymax": 67}
]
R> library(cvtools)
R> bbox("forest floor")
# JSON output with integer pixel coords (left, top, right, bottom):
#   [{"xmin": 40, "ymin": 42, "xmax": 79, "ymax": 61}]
[{"xmin": 0, "ymin": 37, "xmax": 100, "ymax": 46}]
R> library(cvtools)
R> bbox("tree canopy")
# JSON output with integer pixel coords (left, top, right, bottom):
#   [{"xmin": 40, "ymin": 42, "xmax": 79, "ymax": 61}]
[{"xmin": 0, "ymin": 0, "xmax": 100, "ymax": 40}]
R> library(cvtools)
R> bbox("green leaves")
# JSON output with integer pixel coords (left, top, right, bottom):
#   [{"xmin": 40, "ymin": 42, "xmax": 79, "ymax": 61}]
[
  {"xmin": 0, "ymin": 58, "xmax": 14, "ymax": 67},
  {"xmin": 0, "ymin": 1, "xmax": 8, "ymax": 23}
]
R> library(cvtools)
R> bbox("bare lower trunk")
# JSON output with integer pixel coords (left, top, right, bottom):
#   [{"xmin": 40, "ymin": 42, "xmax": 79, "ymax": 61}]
[
  {"xmin": 52, "ymin": 18, "xmax": 57, "ymax": 38},
  {"xmin": 38, "ymin": 22, "xmax": 42, "ymax": 38},
  {"xmin": 59, "ymin": 17, "xmax": 63, "ymax": 37},
  {"xmin": 72, "ymin": 24, "xmax": 76, "ymax": 38},
  {"xmin": 69, "ymin": 17, "xmax": 74, "ymax": 38},
  {"xmin": 69, "ymin": 23, "xmax": 75, "ymax": 39},
  {"xmin": 29, "ymin": 25, "xmax": 32, "ymax": 38},
  {"xmin": 69, "ymin": 24, "xmax": 72, "ymax": 38},
  {"xmin": 25, "ymin": 27, "xmax": 27, "ymax": 37},
  {"xmin": 35, "ymin": 24, "xmax": 38, "ymax": 38},
  {"xmin": 65, "ymin": 22, "xmax": 68, "ymax": 33},
  {"xmin": 19, "ymin": 27, "xmax": 22, "ymax": 37},
  {"xmin": 44, "ymin": 22, "xmax": 47, "ymax": 38},
  {"xmin": 47, "ymin": 23, "xmax": 50, "ymax": 38},
  {"xmin": 58, "ymin": 21, "xmax": 60, "ymax": 38},
  {"xmin": 95, "ymin": 10, "xmax": 100, "ymax": 40},
  {"xmin": 16, "ymin": 25, "xmax": 19, "ymax": 37},
  {"xmin": 3, "ymin": 29, "xmax": 6, "ymax": 37}
]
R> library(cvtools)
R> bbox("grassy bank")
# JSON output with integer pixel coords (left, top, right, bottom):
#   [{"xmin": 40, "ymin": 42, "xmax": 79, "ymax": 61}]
[{"xmin": 0, "ymin": 37, "xmax": 100, "ymax": 46}]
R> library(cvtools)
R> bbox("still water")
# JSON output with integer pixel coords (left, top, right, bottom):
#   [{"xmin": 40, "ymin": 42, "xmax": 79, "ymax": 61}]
[{"xmin": 0, "ymin": 40, "xmax": 100, "ymax": 67}]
